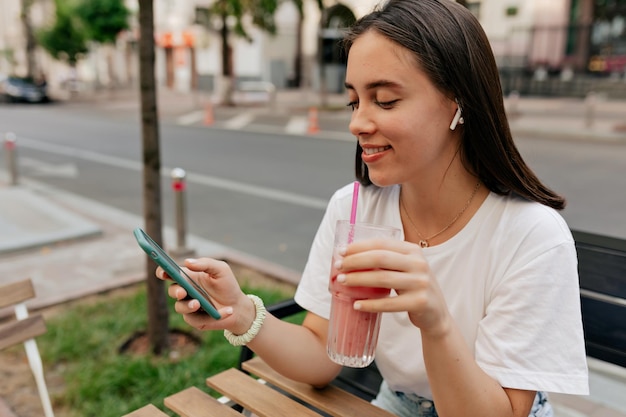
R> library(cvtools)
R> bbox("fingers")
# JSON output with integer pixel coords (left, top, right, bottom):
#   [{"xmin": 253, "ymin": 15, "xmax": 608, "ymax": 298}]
[
  {"xmin": 156, "ymin": 265, "xmax": 190, "ymax": 300},
  {"xmin": 338, "ymin": 268, "xmax": 426, "ymax": 292},
  {"xmin": 175, "ymin": 297, "xmax": 201, "ymax": 314},
  {"xmin": 156, "ymin": 256, "xmax": 228, "ymax": 301},
  {"xmin": 183, "ymin": 257, "xmax": 230, "ymax": 276},
  {"xmin": 167, "ymin": 283, "xmax": 188, "ymax": 300},
  {"xmin": 155, "ymin": 266, "xmax": 168, "ymax": 280},
  {"xmin": 173, "ymin": 296, "xmax": 234, "ymax": 318},
  {"xmin": 176, "ymin": 301, "xmax": 234, "ymax": 331},
  {"xmin": 337, "ymin": 239, "xmax": 426, "ymax": 278},
  {"xmin": 353, "ymin": 290, "xmax": 429, "ymax": 313},
  {"xmin": 334, "ymin": 238, "xmax": 432, "ymax": 299},
  {"xmin": 156, "ymin": 257, "xmax": 228, "ymax": 281}
]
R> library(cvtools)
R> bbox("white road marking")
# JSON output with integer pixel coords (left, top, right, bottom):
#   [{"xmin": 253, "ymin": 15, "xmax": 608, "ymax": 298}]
[
  {"xmin": 285, "ymin": 116, "xmax": 308, "ymax": 135},
  {"xmin": 224, "ymin": 112, "xmax": 255, "ymax": 129},
  {"xmin": 19, "ymin": 157, "xmax": 79, "ymax": 178},
  {"xmin": 15, "ymin": 137, "xmax": 329, "ymax": 210},
  {"xmin": 176, "ymin": 110, "xmax": 205, "ymax": 126}
]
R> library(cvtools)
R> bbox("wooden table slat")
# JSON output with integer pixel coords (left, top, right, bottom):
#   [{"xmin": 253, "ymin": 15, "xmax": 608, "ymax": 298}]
[
  {"xmin": 206, "ymin": 367, "xmax": 321, "ymax": 417},
  {"xmin": 242, "ymin": 357, "xmax": 396, "ymax": 417},
  {"xmin": 164, "ymin": 386, "xmax": 241, "ymax": 417},
  {"xmin": 121, "ymin": 404, "xmax": 168, "ymax": 417}
]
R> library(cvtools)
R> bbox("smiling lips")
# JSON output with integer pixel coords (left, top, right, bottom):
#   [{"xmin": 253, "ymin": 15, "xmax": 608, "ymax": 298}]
[
  {"xmin": 363, "ymin": 145, "xmax": 391, "ymax": 155},
  {"xmin": 361, "ymin": 145, "xmax": 392, "ymax": 163}
]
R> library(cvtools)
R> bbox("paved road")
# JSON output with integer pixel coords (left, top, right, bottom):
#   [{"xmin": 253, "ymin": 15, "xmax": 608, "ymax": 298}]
[{"xmin": 1, "ymin": 88, "xmax": 626, "ymax": 270}]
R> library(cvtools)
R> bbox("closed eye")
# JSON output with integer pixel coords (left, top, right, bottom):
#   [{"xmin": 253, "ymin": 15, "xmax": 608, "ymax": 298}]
[
  {"xmin": 346, "ymin": 100, "xmax": 359, "ymax": 111},
  {"xmin": 375, "ymin": 99, "xmax": 399, "ymax": 109}
]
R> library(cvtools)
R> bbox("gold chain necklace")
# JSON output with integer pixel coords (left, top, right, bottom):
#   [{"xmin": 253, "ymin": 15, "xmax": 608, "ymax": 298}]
[{"xmin": 400, "ymin": 181, "xmax": 481, "ymax": 248}]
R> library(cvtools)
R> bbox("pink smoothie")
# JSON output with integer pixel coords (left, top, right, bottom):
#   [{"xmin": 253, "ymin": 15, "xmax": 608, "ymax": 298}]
[{"xmin": 327, "ymin": 265, "xmax": 390, "ymax": 368}]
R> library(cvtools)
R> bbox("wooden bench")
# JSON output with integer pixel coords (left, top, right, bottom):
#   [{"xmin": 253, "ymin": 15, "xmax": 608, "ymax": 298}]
[
  {"xmin": 0, "ymin": 279, "xmax": 55, "ymax": 417},
  {"xmin": 122, "ymin": 357, "xmax": 394, "ymax": 416},
  {"xmin": 573, "ymin": 230, "xmax": 626, "ymax": 367}
]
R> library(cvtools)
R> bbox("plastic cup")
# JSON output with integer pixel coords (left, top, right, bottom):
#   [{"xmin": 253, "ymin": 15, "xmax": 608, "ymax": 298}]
[{"xmin": 327, "ymin": 220, "xmax": 401, "ymax": 368}]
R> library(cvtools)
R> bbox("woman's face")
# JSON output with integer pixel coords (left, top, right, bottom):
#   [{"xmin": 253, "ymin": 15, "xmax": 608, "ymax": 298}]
[{"xmin": 346, "ymin": 30, "xmax": 460, "ymax": 187}]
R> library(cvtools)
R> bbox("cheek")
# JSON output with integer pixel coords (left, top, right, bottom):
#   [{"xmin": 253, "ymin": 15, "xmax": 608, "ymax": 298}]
[
  {"xmin": 379, "ymin": 112, "xmax": 429, "ymax": 148},
  {"xmin": 387, "ymin": 116, "xmax": 454, "ymax": 165}
]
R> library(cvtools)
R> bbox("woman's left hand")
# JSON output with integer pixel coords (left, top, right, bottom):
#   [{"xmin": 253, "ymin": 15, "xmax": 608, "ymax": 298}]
[{"xmin": 335, "ymin": 238, "xmax": 452, "ymax": 338}]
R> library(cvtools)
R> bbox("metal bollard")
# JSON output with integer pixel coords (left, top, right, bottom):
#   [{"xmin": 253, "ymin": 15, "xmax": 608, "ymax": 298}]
[
  {"xmin": 584, "ymin": 91, "xmax": 596, "ymax": 128},
  {"xmin": 170, "ymin": 168, "xmax": 194, "ymax": 257},
  {"xmin": 4, "ymin": 132, "xmax": 18, "ymax": 186}
]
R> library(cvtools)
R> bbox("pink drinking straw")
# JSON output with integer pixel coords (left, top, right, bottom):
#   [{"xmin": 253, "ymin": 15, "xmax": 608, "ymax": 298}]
[
  {"xmin": 348, "ymin": 181, "xmax": 360, "ymax": 243},
  {"xmin": 350, "ymin": 181, "xmax": 360, "ymax": 224}
]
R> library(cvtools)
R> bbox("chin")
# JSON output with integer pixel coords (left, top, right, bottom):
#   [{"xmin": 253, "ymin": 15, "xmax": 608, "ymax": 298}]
[{"xmin": 367, "ymin": 175, "xmax": 396, "ymax": 188}]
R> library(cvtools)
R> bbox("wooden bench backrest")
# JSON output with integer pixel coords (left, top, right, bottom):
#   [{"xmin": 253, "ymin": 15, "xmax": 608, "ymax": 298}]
[
  {"xmin": 573, "ymin": 230, "xmax": 626, "ymax": 367},
  {"xmin": 0, "ymin": 278, "xmax": 54, "ymax": 417},
  {"xmin": 0, "ymin": 279, "xmax": 36, "ymax": 309},
  {"xmin": 0, "ymin": 279, "xmax": 47, "ymax": 351}
]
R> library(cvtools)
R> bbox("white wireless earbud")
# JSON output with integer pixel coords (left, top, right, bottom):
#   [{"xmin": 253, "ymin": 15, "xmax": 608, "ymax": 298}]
[{"xmin": 449, "ymin": 107, "xmax": 464, "ymax": 130}]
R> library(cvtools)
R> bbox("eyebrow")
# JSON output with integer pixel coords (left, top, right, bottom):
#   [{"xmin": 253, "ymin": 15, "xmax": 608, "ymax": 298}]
[{"xmin": 344, "ymin": 80, "xmax": 403, "ymax": 91}]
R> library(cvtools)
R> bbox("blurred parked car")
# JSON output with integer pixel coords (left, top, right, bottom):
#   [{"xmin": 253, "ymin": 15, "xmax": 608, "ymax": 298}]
[{"xmin": 0, "ymin": 76, "xmax": 48, "ymax": 103}]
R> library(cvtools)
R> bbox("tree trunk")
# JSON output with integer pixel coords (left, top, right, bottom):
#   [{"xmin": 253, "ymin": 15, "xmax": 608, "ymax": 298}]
[
  {"xmin": 138, "ymin": 0, "xmax": 170, "ymax": 355},
  {"xmin": 220, "ymin": 13, "xmax": 235, "ymax": 106},
  {"xmin": 293, "ymin": 12, "xmax": 304, "ymax": 87},
  {"xmin": 21, "ymin": 0, "xmax": 37, "ymax": 78}
]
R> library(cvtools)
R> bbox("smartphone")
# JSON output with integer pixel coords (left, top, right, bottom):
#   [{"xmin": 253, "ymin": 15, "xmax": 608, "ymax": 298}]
[{"xmin": 133, "ymin": 227, "xmax": 221, "ymax": 319}]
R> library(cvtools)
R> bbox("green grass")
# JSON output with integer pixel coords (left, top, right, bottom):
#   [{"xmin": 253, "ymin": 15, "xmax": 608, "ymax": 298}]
[{"xmin": 38, "ymin": 280, "xmax": 303, "ymax": 417}]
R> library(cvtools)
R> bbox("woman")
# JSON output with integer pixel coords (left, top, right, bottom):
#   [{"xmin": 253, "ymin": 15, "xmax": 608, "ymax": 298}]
[{"xmin": 158, "ymin": 1, "xmax": 588, "ymax": 416}]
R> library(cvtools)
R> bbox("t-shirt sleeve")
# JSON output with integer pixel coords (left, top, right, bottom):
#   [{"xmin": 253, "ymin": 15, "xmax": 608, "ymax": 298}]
[
  {"xmin": 294, "ymin": 188, "xmax": 347, "ymax": 319},
  {"xmin": 475, "ymin": 237, "xmax": 589, "ymax": 395}
]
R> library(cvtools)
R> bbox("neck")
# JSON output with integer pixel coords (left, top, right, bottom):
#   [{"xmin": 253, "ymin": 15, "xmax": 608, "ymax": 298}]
[{"xmin": 400, "ymin": 177, "xmax": 485, "ymax": 247}]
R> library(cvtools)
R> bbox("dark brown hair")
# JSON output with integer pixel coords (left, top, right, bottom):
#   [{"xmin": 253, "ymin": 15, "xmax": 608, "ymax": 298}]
[{"xmin": 344, "ymin": 0, "xmax": 565, "ymax": 210}]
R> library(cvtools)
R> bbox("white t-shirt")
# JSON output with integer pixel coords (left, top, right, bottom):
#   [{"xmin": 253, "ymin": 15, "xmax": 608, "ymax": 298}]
[{"xmin": 294, "ymin": 183, "xmax": 589, "ymax": 398}]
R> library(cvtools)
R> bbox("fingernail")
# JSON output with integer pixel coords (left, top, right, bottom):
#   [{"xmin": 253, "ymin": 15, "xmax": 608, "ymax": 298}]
[
  {"xmin": 337, "ymin": 274, "xmax": 346, "ymax": 283},
  {"xmin": 338, "ymin": 247, "xmax": 347, "ymax": 256},
  {"xmin": 353, "ymin": 302, "xmax": 362, "ymax": 310},
  {"xmin": 334, "ymin": 259, "xmax": 343, "ymax": 270},
  {"xmin": 188, "ymin": 300, "xmax": 198, "ymax": 309},
  {"xmin": 223, "ymin": 306, "xmax": 233, "ymax": 315},
  {"xmin": 186, "ymin": 258, "xmax": 197, "ymax": 264}
]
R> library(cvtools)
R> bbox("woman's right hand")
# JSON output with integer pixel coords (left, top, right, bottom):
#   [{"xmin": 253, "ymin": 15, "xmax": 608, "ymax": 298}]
[{"xmin": 156, "ymin": 258, "xmax": 257, "ymax": 335}]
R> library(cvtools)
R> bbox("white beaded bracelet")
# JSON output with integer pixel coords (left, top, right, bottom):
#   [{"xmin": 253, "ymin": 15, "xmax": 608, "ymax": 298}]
[{"xmin": 223, "ymin": 294, "xmax": 267, "ymax": 346}]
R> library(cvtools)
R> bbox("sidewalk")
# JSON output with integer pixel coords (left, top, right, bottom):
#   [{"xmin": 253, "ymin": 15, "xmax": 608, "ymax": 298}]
[{"xmin": 1, "ymin": 87, "xmax": 626, "ymax": 417}]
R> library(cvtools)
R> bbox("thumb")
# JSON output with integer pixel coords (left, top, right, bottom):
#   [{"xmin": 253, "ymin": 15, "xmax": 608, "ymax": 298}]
[{"xmin": 184, "ymin": 257, "xmax": 229, "ymax": 277}]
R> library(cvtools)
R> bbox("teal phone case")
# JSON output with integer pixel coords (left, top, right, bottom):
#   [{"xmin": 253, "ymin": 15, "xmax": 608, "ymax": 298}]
[{"xmin": 133, "ymin": 227, "xmax": 221, "ymax": 319}]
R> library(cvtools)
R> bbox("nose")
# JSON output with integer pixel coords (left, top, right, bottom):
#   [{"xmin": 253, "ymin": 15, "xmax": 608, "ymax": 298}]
[{"xmin": 348, "ymin": 104, "xmax": 376, "ymax": 137}]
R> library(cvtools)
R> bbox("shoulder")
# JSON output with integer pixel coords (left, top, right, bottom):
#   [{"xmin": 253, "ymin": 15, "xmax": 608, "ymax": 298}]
[
  {"xmin": 487, "ymin": 192, "xmax": 572, "ymax": 243},
  {"xmin": 481, "ymin": 193, "xmax": 575, "ymax": 270}
]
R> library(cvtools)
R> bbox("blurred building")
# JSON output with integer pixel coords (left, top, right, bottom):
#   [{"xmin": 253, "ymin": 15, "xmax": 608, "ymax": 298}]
[{"xmin": 0, "ymin": 0, "xmax": 624, "ymax": 97}]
